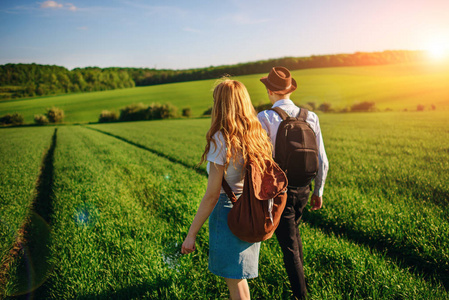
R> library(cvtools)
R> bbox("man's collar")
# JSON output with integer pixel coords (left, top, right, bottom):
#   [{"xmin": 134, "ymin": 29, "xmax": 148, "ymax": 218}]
[{"xmin": 272, "ymin": 99, "xmax": 294, "ymax": 108}]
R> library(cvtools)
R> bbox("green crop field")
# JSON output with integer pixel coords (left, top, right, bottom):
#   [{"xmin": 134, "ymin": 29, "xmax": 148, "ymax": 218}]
[
  {"xmin": 1, "ymin": 61, "xmax": 449, "ymax": 299},
  {"xmin": 1, "ymin": 61, "xmax": 449, "ymax": 124},
  {"xmin": 0, "ymin": 127, "xmax": 55, "ymax": 267},
  {"xmin": 1, "ymin": 110, "xmax": 448, "ymax": 299}
]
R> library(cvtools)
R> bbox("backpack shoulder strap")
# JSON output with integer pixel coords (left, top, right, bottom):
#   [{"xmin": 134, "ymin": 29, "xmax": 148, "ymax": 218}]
[
  {"xmin": 297, "ymin": 108, "xmax": 317, "ymax": 136},
  {"xmin": 298, "ymin": 108, "xmax": 308, "ymax": 122},
  {"xmin": 222, "ymin": 178, "xmax": 238, "ymax": 203},
  {"xmin": 270, "ymin": 107, "xmax": 290, "ymax": 120}
]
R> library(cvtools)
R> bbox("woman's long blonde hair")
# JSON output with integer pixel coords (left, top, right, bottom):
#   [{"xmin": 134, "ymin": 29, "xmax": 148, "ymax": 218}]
[{"xmin": 200, "ymin": 78, "xmax": 274, "ymax": 174}]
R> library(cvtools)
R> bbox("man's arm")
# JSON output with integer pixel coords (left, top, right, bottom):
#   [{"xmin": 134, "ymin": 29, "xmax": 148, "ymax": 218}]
[{"xmin": 312, "ymin": 114, "xmax": 329, "ymax": 199}]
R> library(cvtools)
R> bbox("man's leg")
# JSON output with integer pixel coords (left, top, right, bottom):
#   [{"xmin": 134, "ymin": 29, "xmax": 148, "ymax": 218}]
[
  {"xmin": 294, "ymin": 186, "xmax": 310, "ymax": 265},
  {"xmin": 275, "ymin": 187, "xmax": 309, "ymax": 299}
]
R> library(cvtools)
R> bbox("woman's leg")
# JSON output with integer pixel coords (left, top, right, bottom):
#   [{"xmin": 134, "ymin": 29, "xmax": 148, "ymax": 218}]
[{"xmin": 224, "ymin": 278, "xmax": 250, "ymax": 300}]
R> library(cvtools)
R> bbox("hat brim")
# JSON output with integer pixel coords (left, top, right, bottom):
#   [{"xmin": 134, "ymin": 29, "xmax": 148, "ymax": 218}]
[{"xmin": 260, "ymin": 77, "xmax": 297, "ymax": 95}]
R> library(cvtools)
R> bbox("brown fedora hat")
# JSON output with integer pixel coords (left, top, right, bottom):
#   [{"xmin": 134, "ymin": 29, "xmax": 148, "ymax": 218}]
[{"xmin": 260, "ymin": 66, "xmax": 297, "ymax": 94}]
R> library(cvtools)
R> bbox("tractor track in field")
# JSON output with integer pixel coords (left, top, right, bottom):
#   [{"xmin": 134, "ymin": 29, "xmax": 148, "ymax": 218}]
[
  {"xmin": 85, "ymin": 126, "xmax": 208, "ymax": 177},
  {"xmin": 0, "ymin": 128, "xmax": 57, "ymax": 298}
]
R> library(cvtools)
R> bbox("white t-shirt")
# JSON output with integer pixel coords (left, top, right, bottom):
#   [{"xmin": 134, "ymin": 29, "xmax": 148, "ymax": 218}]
[{"xmin": 206, "ymin": 131, "xmax": 244, "ymax": 194}]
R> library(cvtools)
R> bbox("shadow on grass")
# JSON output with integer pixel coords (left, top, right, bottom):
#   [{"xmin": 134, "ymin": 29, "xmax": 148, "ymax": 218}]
[
  {"xmin": 392, "ymin": 178, "xmax": 449, "ymax": 208},
  {"xmin": 84, "ymin": 126, "xmax": 208, "ymax": 177},
  {"xmin": 29, "ymin": 274, "xmax": 177, "ymax": 299},
  {"xmin": 3, "ymin": 129, "xmax": 57, "ymax": 299},
  {"xmin": 76, "ymin": 280, "xmax": 170, "ymax": 300},
  {"xmin": 303, "ymin": 209, "xmax": 449, "ymax": 290}
]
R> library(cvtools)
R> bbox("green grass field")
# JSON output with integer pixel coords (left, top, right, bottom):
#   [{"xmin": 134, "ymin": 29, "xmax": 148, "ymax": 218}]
[
  {"xmin": 1, "ymin": 61, "xmax": 449, "ymax": 124},
  {"xmin": 1, "ymin": 111, "xmax": 448, "ymax": 299},
  {"xmin": 0, "ymin": 127, "xmax": 55, "ymax": 262},
  {"xmin": 1, "ymin": 62, "xmax": 449, "ymax": 299}
]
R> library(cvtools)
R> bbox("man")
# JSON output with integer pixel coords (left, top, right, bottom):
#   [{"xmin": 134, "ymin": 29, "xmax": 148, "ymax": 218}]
[{"xmin": 257, "ymin": 66, "xmax": 329, "ymax": 299}]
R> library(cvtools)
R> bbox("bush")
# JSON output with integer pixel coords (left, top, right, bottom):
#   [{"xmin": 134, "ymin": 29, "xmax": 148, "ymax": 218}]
[
  {"xmin": 159, "ymin": 103, "xmax": 178, "ymax": 119},
  {"xmin": 307, "ymin": 102, "xmax": 316, "ymax": 110},
  {"xmin": 146, "ymin": 103, "xmax": 177, "ymax": 120},
  {"xmin": 318, "ymin": 102, "xmax": 332, "ymax": 112},
  {"xmin": 417, "ymin": 104, "xmax": 425, "ymax": 111},
  {"xmin": 182, "ymin": 107, "xmax": 192, "ymax": 118},
  {"xmin": 202, "ymin": 107, "xmax": 213, "ymax": 116},
  {"xmin": 34, "ymin": 114, "xmax": 49, "ymax": 125},
  {"xmin": 299, "ymin": 103, "xmax": 314, "ymax": 111},
  {"xmin": 146, "ymin": 103, "xmax": 161, "ymax": 120},
  {"xmin": 46, "ymin": 107, "xmax": 65, "ymax": 123},
  {"xmin": 350, "ymin": 101, "xmax": 376, "ymax": 112},
  {"xmin": 119, "ymin": 103, "xmax": 149, "ymax": 122},
  {"xmin": 0, "ymin": 113, "xmax": 24, "ymax": 125},
  {"xmin": 99, "ymin": 110, "xmax": 119, "ymax": 123},
  {"xmin": 118, "ymin": 103, "xmax": 178, "ymax": 122},
  {"xmin": 431, "ymin": 104, "xmax": 436, "ymax": 110}
]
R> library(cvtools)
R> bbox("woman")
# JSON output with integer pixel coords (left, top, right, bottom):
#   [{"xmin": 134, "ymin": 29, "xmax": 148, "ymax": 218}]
[{"xmin": 181, "ymin": 78, "xmax": 274, "ymax": 299}]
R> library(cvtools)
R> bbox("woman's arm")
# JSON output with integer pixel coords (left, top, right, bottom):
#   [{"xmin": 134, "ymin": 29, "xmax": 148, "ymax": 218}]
[{"xmin": 181, "ymin": 162, "xmax": 225, "ymax": 254}]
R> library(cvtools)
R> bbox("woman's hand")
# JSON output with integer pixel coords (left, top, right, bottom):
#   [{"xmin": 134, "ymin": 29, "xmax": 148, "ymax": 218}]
[{"xmin": 181, "ymin": 235, "xmax": 196, "ymax": 254}]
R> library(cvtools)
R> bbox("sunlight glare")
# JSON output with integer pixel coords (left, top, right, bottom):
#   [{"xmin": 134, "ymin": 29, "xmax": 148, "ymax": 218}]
[{"xmin": 425, "ymin": 37, "xmax": 449, "ymax": 61}]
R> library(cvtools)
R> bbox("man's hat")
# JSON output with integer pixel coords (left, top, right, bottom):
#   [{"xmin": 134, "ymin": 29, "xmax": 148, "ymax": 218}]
[{"xmin": 260, "ymin": 66, "xmax": 297, "ymax": 94}]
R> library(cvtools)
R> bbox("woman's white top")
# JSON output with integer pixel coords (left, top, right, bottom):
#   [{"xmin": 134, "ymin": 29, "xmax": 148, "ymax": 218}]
[{"xmin": 206, "ymin": 131, "xmax": 244, "ymax": 194}]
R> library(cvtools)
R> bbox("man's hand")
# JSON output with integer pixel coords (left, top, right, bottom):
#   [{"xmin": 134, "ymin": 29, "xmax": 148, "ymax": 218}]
[{"xmin": 310, "ymin": 194, "xmax": 323, "ymax": 211}]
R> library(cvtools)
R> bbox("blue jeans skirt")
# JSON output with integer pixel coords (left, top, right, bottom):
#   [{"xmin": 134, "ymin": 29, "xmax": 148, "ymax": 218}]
[{"xmin": 208, "ymin": 193, "xmax": 261, "ymax": 279}]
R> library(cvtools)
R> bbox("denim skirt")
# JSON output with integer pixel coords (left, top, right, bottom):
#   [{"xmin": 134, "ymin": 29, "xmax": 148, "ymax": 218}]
[{"xmin": 208, "ymin": 193, "xmax": 261, "ymax": 279}]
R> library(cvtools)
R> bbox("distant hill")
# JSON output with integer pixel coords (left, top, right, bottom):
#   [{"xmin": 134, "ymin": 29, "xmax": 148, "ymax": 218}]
[
  {"xmin": 1, "ymin": 60, "xmax": 448, "ymax": 125},
  {"xmin": 0, "ymin": 50, "xmax": 425, "ymax": 100}
]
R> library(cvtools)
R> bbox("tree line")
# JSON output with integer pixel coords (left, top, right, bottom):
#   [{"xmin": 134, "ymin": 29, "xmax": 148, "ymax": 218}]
[
  {"xmin": 0, "ymin": 50, "xmax": 426, "ymax": 100},
  {"xmin": 0, "ymin": 64, "xmax": 135, "ymax": 100},
  {"xmin": 128, "ymin": 50, "xmax": 426, "ymax": 86}
]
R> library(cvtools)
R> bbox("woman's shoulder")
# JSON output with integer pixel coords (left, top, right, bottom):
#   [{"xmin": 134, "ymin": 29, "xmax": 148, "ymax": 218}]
[
  {"xmin": 211, "ymin": 131, "xmax": 225, "ymax": 145},
  {"xmin": 211, "ymin": 130, "xmax": 223, "ymax": 139},
  {"xmin": 209, "ymin": 131, "xmax": 226, "ymax": 154}
]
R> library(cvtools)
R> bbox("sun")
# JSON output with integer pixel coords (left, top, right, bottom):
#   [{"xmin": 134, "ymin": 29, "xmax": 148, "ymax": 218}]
[
  {"xmin": 425, "ymin": 38, "xmax": 449, "ymax": 60},
  {"xmin": 427, "ymin": 44, "xmax": 448, "ymax": 60}
]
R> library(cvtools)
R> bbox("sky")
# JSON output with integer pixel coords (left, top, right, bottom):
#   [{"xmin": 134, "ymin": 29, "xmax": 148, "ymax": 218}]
[{"xmin": 1, "ymin": 0, "xmax": 449, "ymax": 70}]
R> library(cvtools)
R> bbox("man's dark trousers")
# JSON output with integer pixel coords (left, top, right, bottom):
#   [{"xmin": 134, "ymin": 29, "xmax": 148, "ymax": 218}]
[{"xmin": 275, "ymin": 185, "xmax": 310, "ymax": 300}]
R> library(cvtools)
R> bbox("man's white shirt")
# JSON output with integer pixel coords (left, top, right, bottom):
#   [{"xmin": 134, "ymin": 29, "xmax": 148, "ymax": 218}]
[{"xmin": 257, "ymin": 99, "xmax": 329, "ymax": 197}]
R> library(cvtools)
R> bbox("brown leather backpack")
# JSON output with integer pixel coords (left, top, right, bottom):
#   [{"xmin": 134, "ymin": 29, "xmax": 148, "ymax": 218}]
[{"xmin": 222, "ymin": 160, "xmax": 288, "ymax": 243}]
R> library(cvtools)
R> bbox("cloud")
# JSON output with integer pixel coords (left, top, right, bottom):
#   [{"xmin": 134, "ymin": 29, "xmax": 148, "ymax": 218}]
[
  {"xmin": 40, "ymin": 1, "xmax": 77, "ymax": 11},
  {"xmin": 40, "ymin": 1, "xmax": 63, "ymax": 9},
  {"xmin": 67, "ymin": 3, "xmax": 77, "ymax": 11}
]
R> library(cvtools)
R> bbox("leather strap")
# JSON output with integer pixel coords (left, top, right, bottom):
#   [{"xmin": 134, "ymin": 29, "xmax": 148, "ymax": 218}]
[
  {"xmin": 270, "ymin": 106, "xmax": 308, "ymax": 122},
  {"xmin": 298, "ymin": 108, "xmax": 308, "ymax": 122},
  {"xmin": 270, "ymin": 107, "xmax": 290, "ymax": 120},
  {"xmin": 222, "ymin": 178, "xmax": 238, "ymax": 203}
]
